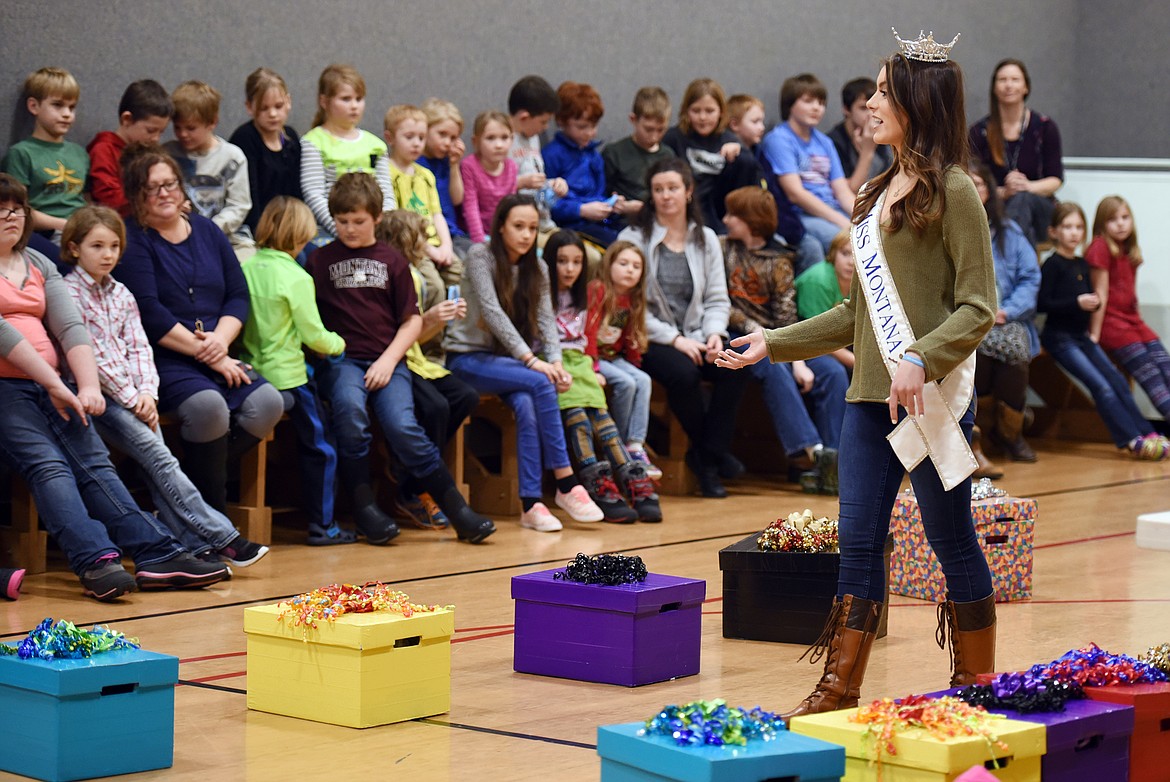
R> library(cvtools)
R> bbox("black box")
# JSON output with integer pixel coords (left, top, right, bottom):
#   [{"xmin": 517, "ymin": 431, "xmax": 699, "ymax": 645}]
[{"xmin": 719, "ymin": 533, "xmax": 891, "ymax": 645}]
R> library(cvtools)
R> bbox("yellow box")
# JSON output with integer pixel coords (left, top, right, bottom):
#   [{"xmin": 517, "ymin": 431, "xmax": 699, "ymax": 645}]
[
  {"xmin": 789, "ymin": 707, "xmax": 1045, "ymax": 781},
  {"xmin": 244, "ymin": 603, "xmax": 453, "ymax": 728}
]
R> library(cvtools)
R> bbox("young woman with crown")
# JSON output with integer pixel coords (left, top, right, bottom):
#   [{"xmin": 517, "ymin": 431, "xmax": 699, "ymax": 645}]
[{"xmin": 717, "ymin": 29, "xmax": 998, "ymax": 717}]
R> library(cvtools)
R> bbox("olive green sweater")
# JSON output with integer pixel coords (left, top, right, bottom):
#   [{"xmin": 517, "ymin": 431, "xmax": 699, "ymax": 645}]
[{"xmin": 765, "ymin": 166, "xmax": 995, "ymax": 403}]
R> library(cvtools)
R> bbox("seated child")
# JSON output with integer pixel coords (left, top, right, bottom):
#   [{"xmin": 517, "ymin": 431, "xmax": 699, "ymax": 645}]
[
  {"xmin": 545, "ymin": 230, "xmax": 660, "ymax": 521},
  {"xmin": 827, "ymin": 77, "xmax": 894, "ymax": 194},
  {"xmin": 417, "ymin": 98, "xmax": 471, "ymax": 259},
  {"xmin": 164, "ymin": 81, "xmax": 254, "ymax": 257},
  {"xmin": 63, "ymin": 205, "xmax": 268, "ymax": 565},
  {"xmin": 228, "ymin": 68, "xmax": 302, "ymax": 239},
  {"xmin": 722, "ymin": 187, "xmax": 847, "ymax": 493},
  {"xmin": 0, "ymin": 174, "xmax": 228, "ymax": 600},
  {"xmin": 794, "ymin": 230, "xmax": 856, "ymax": 372},
  {"xmin": 300, "ymin": 64, "xmax": 396, "ymax": 242},
  {"xmin": 2, "ymin": 67, "xmax": 87, "ymax": 239},
  {"xmin": 460, "ymin": 111, "xmax": 518, "ymax": 244},
  {"xmin": 87, "ymin": 79, "xmax": 172, "ymax": 217},
  {"xmin": 760, "ymin": 73, "xmax": 855, "ymax": 268},
  {"xmin": 508, "ymin": 75, "xmax": 567, "ymax": 232},
  {"xmin": 602, "ymin": 86, "xmax": 675, "ymax": 214},
  {"xmin": 383, "ymin": 105, "xmax": 457, "ymax": 268},
  {"xmin": 309, "ymin": 173, "xmax": 495, "ymax": 543},
  {"xmin": 1040, "ymin": 202, "xmax": 1169, "ymax": 460},
  {"xmin": 241, "ymin": 196, "xmax": 357, "ymax": 545},
  {"xmin": 542, "ymin": 82, "xmax": 628, "ymax": 246},
  {"xmin": 727, "ymin": 94, "xmax": 766, "ymax": 151},
  {"xmin": 662, "ymin": 78, "xmax": 761, "ymax": 233},
  {"xmin": 377, "ymin": 210, "xmax": 479, "ymax": 529},
  {"xmin": 587, "ymin": 240, "xmax": 662, "ymax": 480}
]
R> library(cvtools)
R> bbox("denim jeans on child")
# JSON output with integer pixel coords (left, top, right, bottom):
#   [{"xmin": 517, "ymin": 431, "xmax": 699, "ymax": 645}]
[
  {"xmin": 837, "ymin": 401, "xmax": 992, "ymax": 604},
  {"xmin": 315, "ymin": 357, "xmax": 442, "ymax": 478},
  {"xmin": 1042, "ymin": 329, "xmax": 1151, "ymax": 447},
  {"xmin": 748, "ymin": 352, "xmax": 847, "ymax": 455},
  {"xmin": 447, "ymin": 352, "xmax": 571, "ymax": 498},
  {"xmin": 799, "ymin": 212, "xmax": 850, "ymax": 257},
  {"xmin": 598, "ymin": 357, "xmax": 651, "ymax": 445},
  {"xmin": 279, "ymin": 382, "xmax": 338, "ymax": 527},
  {"xmin": 95, "ymin": 398, "xmax": 238, "ymax": 553},
  {"xmin": 0, "ymin": 380, "xmax": 184, "ymax": 574}
]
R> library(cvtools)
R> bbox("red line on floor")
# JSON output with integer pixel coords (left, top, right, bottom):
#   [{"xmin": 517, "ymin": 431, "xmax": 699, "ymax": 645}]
[
  {"xmin": 179, "ymin": 651, "xmax": 247, "ymax": 664},
  {"xmin": 703, "ymin": 597, "xmax": 723, "ymax": 604},
  {"xmin": 1034, "ymin": 531, "xmax": 1135, "ymax": 549},
  {"xmin": 888, "ymin": 597, "xmax": 1170, "ymax": 608},
  {"xmin": 451, "ymin": 629, "xmax": 515, "ymax": 644},
  {"xmin": 183, "ymin": 670, "xmax": 247, "ymax": 684},
  {"xmin": 456, "ymin": 624, "xmax": 515, "ymax": 633}
]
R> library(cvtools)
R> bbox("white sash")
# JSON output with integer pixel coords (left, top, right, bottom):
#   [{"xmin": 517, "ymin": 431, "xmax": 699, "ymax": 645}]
[{"xmin": 852, "ymin": 191, "xmax": 977, "ymax": 491}]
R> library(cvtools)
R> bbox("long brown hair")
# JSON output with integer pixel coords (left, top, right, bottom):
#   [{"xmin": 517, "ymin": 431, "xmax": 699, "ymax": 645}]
[
  {"xmin": 594, "ymin": 240, "xmax": 649, "ymax": 354},
  {"xmin": 487, "ymin": 195, "xmax": 543, "ymax": 346},
  {"xmin": 1092, "ymin": 195, "xmax": 1142, "ymax": 267},
  {"xmin": 312, "ymin": 64, "xmax": 365, "ymax": 128},
  {"xmin": 853, "ymin": 53, "xmax": 969, "ymax": 236},
  {"xmin": 984, "ymin": 59, "xmax": 1031, "ymax": 168}
]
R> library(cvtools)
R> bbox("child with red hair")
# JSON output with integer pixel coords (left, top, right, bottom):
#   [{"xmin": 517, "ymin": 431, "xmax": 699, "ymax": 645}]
[{"xmin": 542, "ymin": 81, "xmax": 629, "ymax": 246}]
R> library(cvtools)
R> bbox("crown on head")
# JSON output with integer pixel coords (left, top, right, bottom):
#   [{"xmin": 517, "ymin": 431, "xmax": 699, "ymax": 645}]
[{"xmin": 891, "ymin": 28, "xmax": 960, "ymax": 62}]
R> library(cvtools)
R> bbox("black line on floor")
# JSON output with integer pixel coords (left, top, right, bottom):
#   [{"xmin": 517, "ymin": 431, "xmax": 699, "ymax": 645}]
[
  {"xmin": 415, "ymin": 717, "xmax": 596, "ymax": 750},
  {"xmin": 178, "ymin": 679, "xmax": 246, "ymax": 695},
  {"xmin": 1027, "ymin": 474, "xmax": 1168, "ymax": 498}
]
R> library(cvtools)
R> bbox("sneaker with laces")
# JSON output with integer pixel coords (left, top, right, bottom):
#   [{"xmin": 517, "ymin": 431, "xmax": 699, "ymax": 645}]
[
  {"xmin": 2, "ymin": 567, "xmax": 24, "ymax": 600},
  {"xmin": 396, "ymin": 490, "xmax": 450, "ymax": 530},
  {"xmin": 217, "ymin": 535, "xmax": 269, "ymax": 567},
  {"xmin": 520, "ymin": 502, "xmax": 563, "ymax": 532},
  {"xmin": 580, "ymin": 462, "xmax": 638, "ymax": 523},
  {"xmin": 618, "ymin": 461, "xmax": 662, "ymax": 522},
  {"xmin": 1131, "ymin": 434, "xmax": 1170, "ymax": 461},
  {"xmin": 80, "ymin": 558, "xmax": 137, "ymax": 602},
  {"xmin": 135, "ymin": 552, "xmax": 230, "ymax": 590},
  {"xmin": 627, "ymin": 448, "xmax": 663, "ymax": 481},
  {"xmin": 555, "ymin": 484, "xmax": 605, "ymax": 522}
]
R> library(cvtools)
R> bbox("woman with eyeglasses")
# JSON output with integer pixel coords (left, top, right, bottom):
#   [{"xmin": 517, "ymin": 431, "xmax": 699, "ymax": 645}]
[{"xmin": 115, "ymin": 144, "xmax": 283, "ymax": 516}]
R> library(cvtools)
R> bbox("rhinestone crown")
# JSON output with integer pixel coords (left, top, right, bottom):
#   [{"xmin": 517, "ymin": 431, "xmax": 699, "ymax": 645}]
[{"xmin": 892, "ymin": 28, "xmax": 960, "ymax": 62}]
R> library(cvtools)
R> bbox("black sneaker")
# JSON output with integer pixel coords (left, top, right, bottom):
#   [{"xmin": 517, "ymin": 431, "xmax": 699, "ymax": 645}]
[
  {"xmin": 135, "ymin": 553, "xmax": 230, "ymax": 590},
  {"xmin": 685, "ymin": 449, "xmax": 727, "ymax": 499},
  {"xmin": 217, "ymin": 536, "xmax": 269, "ymax": 567},
  {"xmin": 80, "ymin": 559, "xmax": 137, "ymax": 602}
]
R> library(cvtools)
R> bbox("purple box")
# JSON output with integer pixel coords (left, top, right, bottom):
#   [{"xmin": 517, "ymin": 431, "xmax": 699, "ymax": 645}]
[
  {"xmin": 511, "ymin": 569, "xmax": 704, "ymax": 687},
  {"xmin": 926, "ymin": 688, "xmax": 1134, "ymax": 782}
]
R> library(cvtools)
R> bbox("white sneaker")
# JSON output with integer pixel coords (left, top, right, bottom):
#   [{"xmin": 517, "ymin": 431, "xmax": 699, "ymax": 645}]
[
  {"xmin": 520, "ymin": 502, "xmax": 563, "ymax": 532},
  {"xmin": 555, "ymin": 485, "xmax": 604, "ymax": 522}
]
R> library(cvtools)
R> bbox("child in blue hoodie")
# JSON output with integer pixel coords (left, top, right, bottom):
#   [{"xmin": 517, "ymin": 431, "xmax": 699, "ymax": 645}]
[{"xmin": 542, "ymin": 82, "xmax": 631, "ymax": 246}]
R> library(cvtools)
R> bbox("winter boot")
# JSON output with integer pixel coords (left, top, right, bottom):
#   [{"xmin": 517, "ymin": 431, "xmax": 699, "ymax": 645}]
[
  {"xmin": 617, "ymin": 460, "xmax": 662, "ymax": 522},
  {"xmin": 992, "ymin": 401, "xmax": 1037, "ymax": 462},
  {"xmin": 938, "ymin": 594, "xmax": 997, "ymax": 686},
  {"xmin": 416, "ymin": 466, "xmax": 496, "ymax": 543},
  {"xmin": 579, "ymin": 461, "xmax": 638, "ymax": 523},
  {"xmin": 971, "ymin": 425, "xmax": 1004, "ymax": 479},
  {"xmin": 337, "ymin": 455, "xmax": 399, "ymax": 544}
]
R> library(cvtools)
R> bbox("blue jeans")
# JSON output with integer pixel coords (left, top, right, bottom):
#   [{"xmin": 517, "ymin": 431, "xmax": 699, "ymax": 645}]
[
  {"xmin": 316, "ymin": 357, "xmax": 442, "ymax": 478},
  {"xmin": 838, "ymin": 401, "xmax": 992, "ymax": 604},
  {"xmin": 1043, "ymin": 329, "xmax": 1151, "ymax": 447},
  {"xmin": 598, "ymin": 357, "xmax": 651, "ymax": 445},
  {"xmin": 95, "ymin": 399, "xmax": 237, "ymax": 553},
  {"xmin": 281, "ymin": 383, "xmax": 338, "ymax": 526},
  {"xmin": 448, "ymin": 352, "xmax": 571, "ymax": 498},
  {"xmin": 0, "ymin": 380, "xmax": 184, "ymax": 575},
  {"xmin": 749, "ymin": 353, "xmax": 847, "ymax": 454},
  {"xmin": 794, "ymin": 232, "xmax": 828, "ymax": 276},
  {"xmin": 799, "ymin": 212, "xmax": 851, "ymax": 257}
]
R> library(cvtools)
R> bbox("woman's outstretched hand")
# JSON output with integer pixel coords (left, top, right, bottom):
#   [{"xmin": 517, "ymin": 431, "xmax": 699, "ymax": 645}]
[{"xmin": 714, "ymin": 331, "xmax": 767, "ymax": 370}]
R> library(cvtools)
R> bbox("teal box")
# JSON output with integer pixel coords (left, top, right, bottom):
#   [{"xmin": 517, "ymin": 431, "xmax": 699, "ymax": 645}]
[
  {"xmin": 598, "ymin": 721, "xmax": 845, "ymax": 781},
  {"xmin": 0, "ymin": 644, "xmax": 178, "ymax": 782}
]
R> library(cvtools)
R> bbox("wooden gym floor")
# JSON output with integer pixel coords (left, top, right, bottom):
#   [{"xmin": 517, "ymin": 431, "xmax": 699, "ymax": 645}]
[{"xmin": 1, "ymin": 438, "xmax": 1167, "ymax": 781}]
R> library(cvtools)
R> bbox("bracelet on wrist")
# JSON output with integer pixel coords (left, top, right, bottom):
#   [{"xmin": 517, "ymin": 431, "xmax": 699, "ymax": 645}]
[
  {"xmin": 525, "ymin": 355, "xmax": 539, "ymax": 369},
  {"xmin": 901, "ymin": 352, "xmax": 925, "ymax": 369}
]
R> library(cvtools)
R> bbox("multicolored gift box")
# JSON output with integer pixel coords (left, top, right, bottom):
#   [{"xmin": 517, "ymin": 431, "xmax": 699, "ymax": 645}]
[
  {"xmin": 0, "ymin": 645, "xmax": 177, "ymax": 781},
  {"xmin": 890, "ymin": 494, "xmax": 1036, "ymax": 602},
  {"xmin": 244, "ymin": 602, "xmax": 454, "ymax": 728}
]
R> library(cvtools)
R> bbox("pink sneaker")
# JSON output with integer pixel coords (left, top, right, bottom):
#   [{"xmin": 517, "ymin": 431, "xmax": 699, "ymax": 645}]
[
  {"xmin": 520, "ymin": 502, "xmax": 562, "ymax": 532},
  {"xmin": 2, "ymin": 567, "xmax": 24, "ymax": 601},
  {"xmin": 628, "ymin": 448, "xmax": 663, "ymax": 481},
  {"xmin": 555, "ymin": 485, "xmax": 604, "ymax": 522}
]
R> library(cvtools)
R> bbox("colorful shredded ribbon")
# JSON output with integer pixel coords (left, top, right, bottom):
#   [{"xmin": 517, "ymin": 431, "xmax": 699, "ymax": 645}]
[
  {"xmin": 757, "ymin": 509, "xmax": 839, "ymax": 553},
  {"xmin": 1025, "ymin": 643, "xmax": 1169, "ymax": 686},
  {"xmin": 640, "ymin": 699, "xmax": 786, "ymax": 747},
  {"xmin": 1140, "ymin": 642, "xmax": 1170, "ymax": 674},
  {"xmin": 956, "ymin": 673, "xmax": 1084, "ymax": 713},
  {"xmin": 554, "ymin": 553, "xmax": 647, "ymax": 585},
  {"xmin": 0, "ymin": 617, "xmax": 139, "ymax": 660},
  {"xmin": 852, "ymin": 695, "xmax": 1009, "ymax": 775},
  {"xmin": 276, "ymin": 582, "xmax": 451, "ymax": 630}
]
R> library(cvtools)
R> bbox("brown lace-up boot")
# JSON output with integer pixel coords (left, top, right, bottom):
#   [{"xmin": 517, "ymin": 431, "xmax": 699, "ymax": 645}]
[
  {"xmin": 781, "ymin": 594, "xmax": 882, "ymax": 720},
  {"xmin": 937, "ymin": 594, "xmax": 997, "ymax": 686}
]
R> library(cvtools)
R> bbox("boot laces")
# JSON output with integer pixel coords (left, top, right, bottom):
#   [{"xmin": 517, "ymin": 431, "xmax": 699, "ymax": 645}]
[
  {"xmin": 626, "ymin": 473, "xmax": 656, "ymax": 500},
  {"xmin": 595, "ymin": 475, "xmax": 624, "ymax": 500},
  {"xmin": 799, "ymin": 599, "xmax": 845, "ymax": 665},
  {"xmin": 936, "ymin": 602, "xmax": 958, "ymax": 671}
]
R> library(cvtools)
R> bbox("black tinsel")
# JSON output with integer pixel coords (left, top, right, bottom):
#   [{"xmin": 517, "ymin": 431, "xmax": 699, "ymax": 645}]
[
  {"xmin": 554, "ymin": 553, "xmax": 648, "ymax": 585},
  {"xmin": 955, "ymin": 674, "xmax": 1085, "ymax": 714}
]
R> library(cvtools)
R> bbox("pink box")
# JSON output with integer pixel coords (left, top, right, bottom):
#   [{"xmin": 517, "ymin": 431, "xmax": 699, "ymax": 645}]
[{"xmin": 889, "ymin": 494, "xmax": 1036, "ymax": 602}]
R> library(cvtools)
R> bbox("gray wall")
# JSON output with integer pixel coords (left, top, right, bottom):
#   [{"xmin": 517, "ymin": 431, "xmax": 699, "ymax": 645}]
[{"xmin": 1, "ymin": 0, "xmax": 1166, "ymax": 158}]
